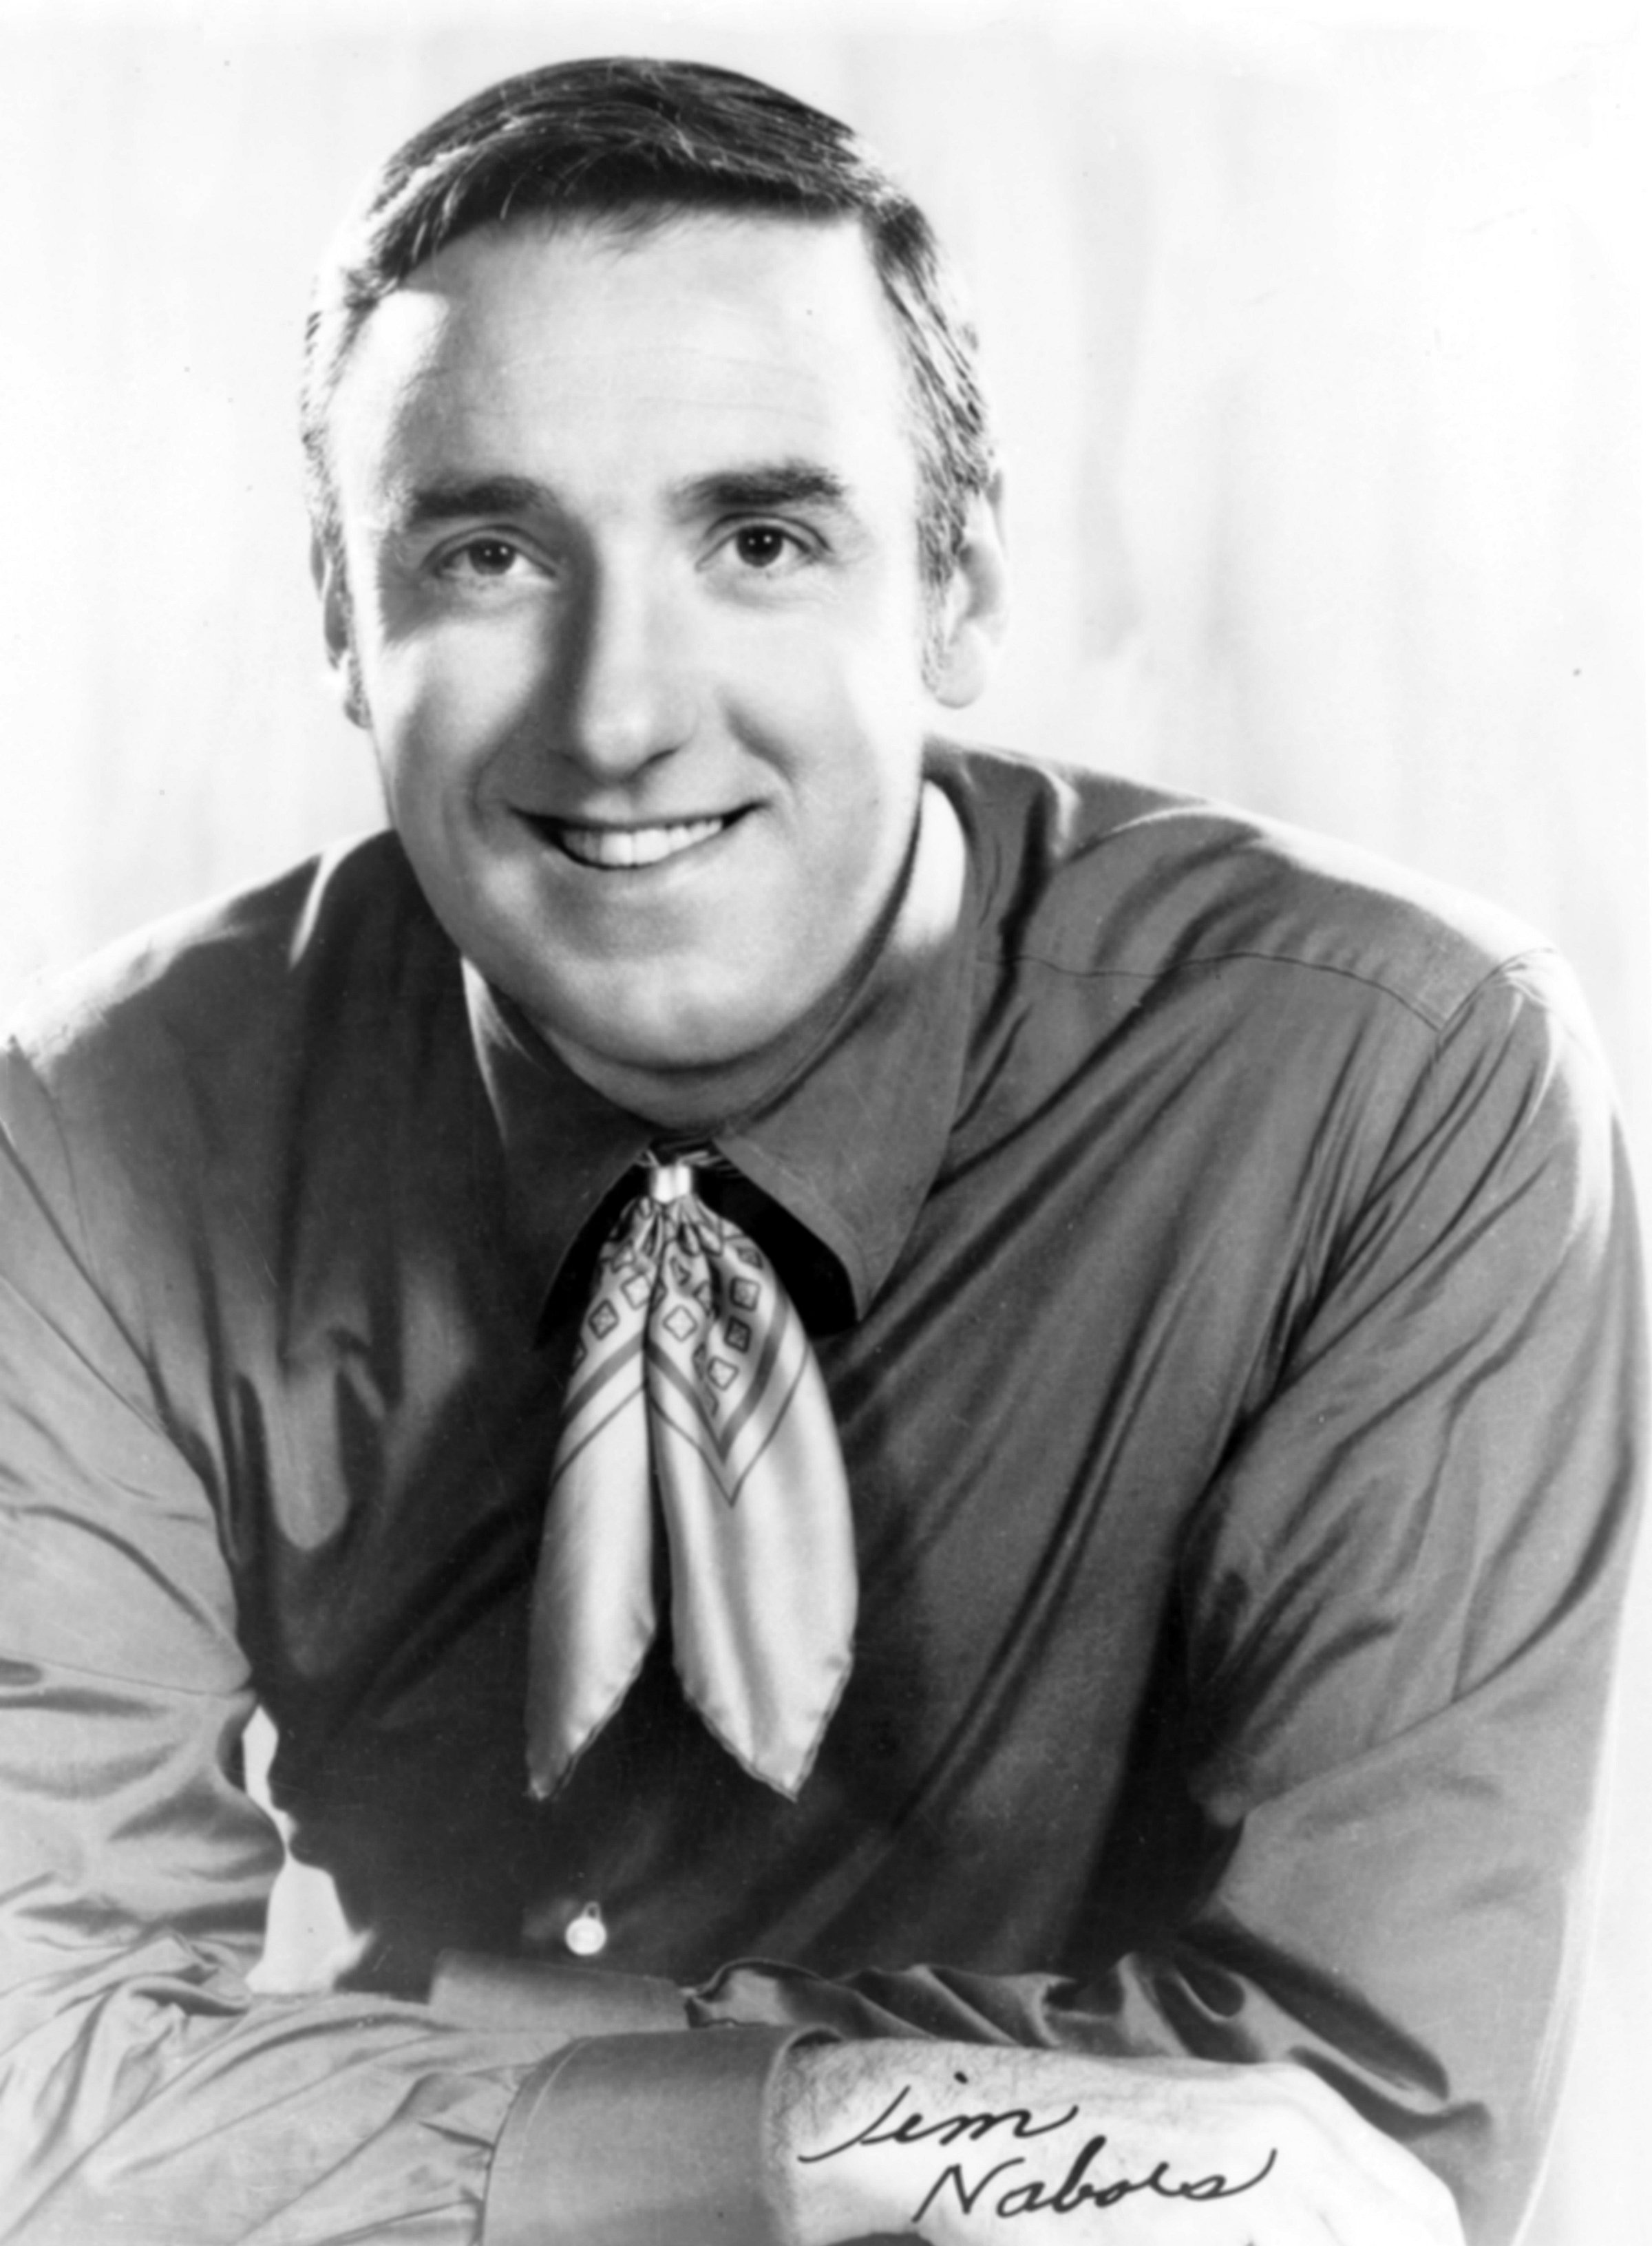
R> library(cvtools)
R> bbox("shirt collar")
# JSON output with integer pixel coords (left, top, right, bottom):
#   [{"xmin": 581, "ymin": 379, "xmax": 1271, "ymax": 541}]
[{"xmin": 465, "ymin": 772, "xmax": 976, "ymax": 1326}]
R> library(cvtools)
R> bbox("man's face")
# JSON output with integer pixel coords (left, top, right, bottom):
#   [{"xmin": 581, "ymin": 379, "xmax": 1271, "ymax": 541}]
[{"xmin": 323, "ymin": 211, "xmax": 985, "ymax": 1117}]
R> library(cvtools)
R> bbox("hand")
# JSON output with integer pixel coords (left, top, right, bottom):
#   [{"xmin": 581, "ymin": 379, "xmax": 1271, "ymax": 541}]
[{"xmin": 771, "ymin": 2040, "xmax": 1463, "ymax": 2246}]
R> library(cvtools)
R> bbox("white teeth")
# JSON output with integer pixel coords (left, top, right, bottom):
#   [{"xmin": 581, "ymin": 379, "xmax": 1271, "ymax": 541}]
[{"xmin": 555, "ymin": 817, "xmax": 727, "ymax": 870}]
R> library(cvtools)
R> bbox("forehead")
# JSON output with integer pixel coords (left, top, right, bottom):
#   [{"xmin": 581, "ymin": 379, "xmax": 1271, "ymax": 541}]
[{"xmin": 327, "ymin": 210, "xmax": 919, "ymax": 509}]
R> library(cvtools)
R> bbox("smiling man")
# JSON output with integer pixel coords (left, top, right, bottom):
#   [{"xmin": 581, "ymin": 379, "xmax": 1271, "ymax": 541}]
[
  {"xmin": 322, "ymin": 210, "xmax": 975, "ymax": 1121},
  {"xmin": 0, "ymin": 56, "xmax": 1640, "ymax": 2246}
]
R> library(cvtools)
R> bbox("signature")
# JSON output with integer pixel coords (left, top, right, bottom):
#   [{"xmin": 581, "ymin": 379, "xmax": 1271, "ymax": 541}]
[
  {"xmin": 801, "ymin": 2081, "xmax": 1277, "ymax": 2223},
  {"xmin": 909, "ymin": 2137, "xmax": 1278, "ymax": 2223},
  {"xmin": 801, "ymin": 2084, "xmax": 1081, "ymax": 2159}
]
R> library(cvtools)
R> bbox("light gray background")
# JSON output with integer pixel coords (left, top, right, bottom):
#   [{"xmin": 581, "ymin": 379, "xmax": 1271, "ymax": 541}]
[{"xmin": 0, "ymin": 1, "xmax": 1644, "ymax": 2236}]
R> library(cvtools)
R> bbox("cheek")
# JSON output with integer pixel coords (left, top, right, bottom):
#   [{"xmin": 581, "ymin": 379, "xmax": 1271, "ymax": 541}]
[
  {"xmin": 366, "ymin": 628, "xmax": 546, "ymax": 792},
  {"xmin": 728, "ymin": 613, "xmax": 926, "ymax": 784}
]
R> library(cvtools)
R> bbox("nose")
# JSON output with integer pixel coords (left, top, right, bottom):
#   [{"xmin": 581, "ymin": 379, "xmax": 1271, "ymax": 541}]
[{"xmin": 553, "ymin": 549, "xmax": 696, "ymax": 783}]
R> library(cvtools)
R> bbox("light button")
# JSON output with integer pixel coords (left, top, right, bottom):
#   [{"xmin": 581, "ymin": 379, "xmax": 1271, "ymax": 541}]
[{"xmin": 564, "ymin": 1902, "xmax": 607, "ymax": 1958}]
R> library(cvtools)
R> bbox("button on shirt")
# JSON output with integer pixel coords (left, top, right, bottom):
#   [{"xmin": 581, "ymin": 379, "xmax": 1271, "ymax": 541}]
[{"xmin": 0, "ymin": 745, "xmax": 1642, "ymax": 2246}]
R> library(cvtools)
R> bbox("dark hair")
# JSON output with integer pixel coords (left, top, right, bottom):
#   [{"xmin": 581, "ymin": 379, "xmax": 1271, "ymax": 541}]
[{"xmin": 301, "ymin": 56, "xmax": 995, "ymax": 588}]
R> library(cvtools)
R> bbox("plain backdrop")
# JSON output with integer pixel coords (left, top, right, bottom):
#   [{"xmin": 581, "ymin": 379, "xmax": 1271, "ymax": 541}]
[{"xmin": 0, "ymin": 1, "xmax": 1644, "ymax": 2237}]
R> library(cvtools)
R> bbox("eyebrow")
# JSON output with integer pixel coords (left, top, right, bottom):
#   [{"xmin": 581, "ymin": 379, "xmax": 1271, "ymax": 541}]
[
  {"xmin": 386, "ymin": 460, "xmax": 856, "ymax": 536},
  {"xmin": 673, "ymin": 463, "xmax": 854, "ymax": 520},
  {"xmin": 390, "ymin": 475, "xmax": 553, "ymax": 533}
]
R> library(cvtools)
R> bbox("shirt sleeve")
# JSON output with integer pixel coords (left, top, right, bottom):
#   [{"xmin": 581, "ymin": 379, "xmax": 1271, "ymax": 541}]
[
  {"xmin": 684, "ymin": 953, "xmax": 1647, "ymax": 2246},
  {"xmin": 0, "ymin": 1041, "xmax": 828, "ymax": 2246},
  {"xmin": 5, "ymin": 944, "xmax": 1642, "ymax": 2246}
]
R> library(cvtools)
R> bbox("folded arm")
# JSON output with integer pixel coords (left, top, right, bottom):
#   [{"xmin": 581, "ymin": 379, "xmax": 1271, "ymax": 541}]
[
  {"xmin": 2, "ymin": 945, "xmax": 1642, "ymax": 2246},
  {"xmin": 688, "ymin": 955, "xmax": 1645, "ymax": 2244}
]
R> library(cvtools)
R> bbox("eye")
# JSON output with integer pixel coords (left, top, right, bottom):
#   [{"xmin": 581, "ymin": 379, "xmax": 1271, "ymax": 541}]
[
  {"xmin": 728, "ymin": 522, "xmax": 809, "ymax": 571},
  {"xmin": 438, "ymin": 536, "xmax": 526, "ymax": 580}
]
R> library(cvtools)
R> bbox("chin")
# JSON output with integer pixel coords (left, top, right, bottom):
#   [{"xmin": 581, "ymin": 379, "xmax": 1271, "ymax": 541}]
[{"xmin": 533, "ymin": 991, "xmax": 761, "ymax": 1078}]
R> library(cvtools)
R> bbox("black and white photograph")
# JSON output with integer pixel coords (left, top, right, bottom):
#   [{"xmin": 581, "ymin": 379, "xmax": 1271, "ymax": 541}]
[{"xmin": 0, "ymin": 2, "xmax": 1644, "ymax": 2240}]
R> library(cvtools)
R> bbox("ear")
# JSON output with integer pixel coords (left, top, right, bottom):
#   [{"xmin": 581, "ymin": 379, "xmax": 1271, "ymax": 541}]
[
  {"xmin": 311, "ymin": 531, "xmax": 368, "ymax": 730},
  {"xmin": 927, "ymin": 476, "xmax": 1010, "ymax": 710}
]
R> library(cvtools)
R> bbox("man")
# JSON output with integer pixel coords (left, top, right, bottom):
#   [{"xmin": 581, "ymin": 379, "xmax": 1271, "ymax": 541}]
[{"xmin": 0, "ymin": 54, "xmax": 1639, "ymax": 2246}]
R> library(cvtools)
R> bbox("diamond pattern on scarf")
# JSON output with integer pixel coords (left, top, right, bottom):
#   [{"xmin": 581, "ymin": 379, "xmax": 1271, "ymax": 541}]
[{"xmin": 526, "ymin": 1156, "xmax": 856, "ymax": 1801}]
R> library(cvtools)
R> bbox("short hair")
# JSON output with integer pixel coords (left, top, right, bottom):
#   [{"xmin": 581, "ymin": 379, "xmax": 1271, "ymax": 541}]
[{"xmin": 301, "ymin": 56, "xmax": 996, "ymax": 589}]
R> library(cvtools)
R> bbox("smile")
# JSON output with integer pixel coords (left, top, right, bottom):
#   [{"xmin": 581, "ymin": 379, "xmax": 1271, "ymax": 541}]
[{"xmin": 534, "ymin": 815, "xmax": 735, "ymax": 871}]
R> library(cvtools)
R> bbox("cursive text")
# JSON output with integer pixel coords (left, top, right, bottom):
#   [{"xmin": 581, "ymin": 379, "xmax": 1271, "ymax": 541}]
[
  {"xmin": 801, "ymin": 2082, "xmax": 1277, "ymax": 2223},
  {"xmin": 911, "ymin": 2136, "xmax": 1277, "ymax": 2223},
  {"xmin": 801, "ymin": 2083, "xmax": 1081, "ymax": 2163}
]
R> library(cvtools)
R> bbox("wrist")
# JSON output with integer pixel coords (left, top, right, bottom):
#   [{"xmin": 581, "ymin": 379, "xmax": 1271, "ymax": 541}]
[{"xmin": 770, "ymin": 2038, "xmax": 935, "ymax": 2246}]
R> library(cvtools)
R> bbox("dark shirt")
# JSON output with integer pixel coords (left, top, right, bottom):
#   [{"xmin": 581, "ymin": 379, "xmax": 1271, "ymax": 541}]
[{"xmin": 0, "ymin": 745, "xmax": 1641, "ymax": 2246}]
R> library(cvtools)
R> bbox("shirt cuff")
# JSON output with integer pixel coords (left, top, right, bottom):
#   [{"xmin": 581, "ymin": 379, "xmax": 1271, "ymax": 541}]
[
  {"xmin": 430, "ymin": 1949, "xmax": 687, "ymax": 2037},
  {"xmin": 483, "ymin": 2024, "xmax": 830, "ymax": 2246}
]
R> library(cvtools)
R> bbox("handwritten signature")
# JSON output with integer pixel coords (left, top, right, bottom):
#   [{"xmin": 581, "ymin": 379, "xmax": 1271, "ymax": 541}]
[{"xmin": 801, "ymin": 2082, "xmax": 1277, "ymax": 2223}]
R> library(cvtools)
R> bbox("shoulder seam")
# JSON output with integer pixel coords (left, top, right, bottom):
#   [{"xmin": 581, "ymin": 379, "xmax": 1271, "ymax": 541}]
[{"xmin": 975, "ymin": 938, "xmax": 1560, "ymax": 1036}]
